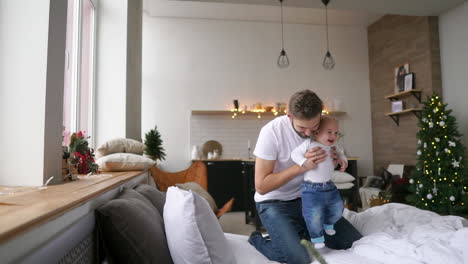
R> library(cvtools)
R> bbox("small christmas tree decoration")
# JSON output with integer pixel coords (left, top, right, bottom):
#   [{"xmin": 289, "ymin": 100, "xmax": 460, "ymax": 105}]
[
  {"xmin": 144, "ymin": 126, "xmax": 166, "ymax": 161},
  {"xmin": 407, "ymin": 93, "xmax": 468, "ymax": 215}
]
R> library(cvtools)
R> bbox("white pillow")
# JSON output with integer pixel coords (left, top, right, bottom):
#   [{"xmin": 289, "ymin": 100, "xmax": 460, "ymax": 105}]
[
  {"xmin": 335, "ymin": 182, "xmax": 354, "ymax": 189},
  {"xmin": 96, "ymin": 153, "xmax": 155, "ymax": 172},
  {"xmin": 95, "ymin": 138, "xmax": 144, "ymax": 159},
  {"xmin": 332, "ymin": 171, "xmax": 355, "ymax": 183},
  {"xmin": 175, "ymin": 182, "xmax": 219, "ymax": 213},
  {"xmin": 164, "ymin": 187, "xmax": 236, "ymax": 264}
]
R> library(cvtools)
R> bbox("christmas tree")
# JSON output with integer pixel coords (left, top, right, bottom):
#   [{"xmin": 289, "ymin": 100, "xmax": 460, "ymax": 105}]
[
  {"xmin": 407, "ymin": 93, "xmax": 468, "ymax": 215},
  {"xmin": 144, "ymin": 126, "xmax": 166, "ymax": 161}
]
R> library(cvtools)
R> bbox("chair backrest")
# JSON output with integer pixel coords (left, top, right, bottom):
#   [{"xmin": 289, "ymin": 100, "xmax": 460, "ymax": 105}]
[
  {"xmin": 150, "ymin": 161, "xmax": 208, "ymax": 192},
  {"xmin": 387, "ymin": 164, "xmax": 404, "ymax": 178}
]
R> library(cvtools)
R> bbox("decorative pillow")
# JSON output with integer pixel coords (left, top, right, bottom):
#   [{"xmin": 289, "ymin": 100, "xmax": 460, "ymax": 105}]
[
  {"xmin": 134, "ymin": 184, "xmax": 166, "ymax": 214},
  {"xmin": 163, "ymin": 187, "xmax": 236, "ymax": 264},
  {"xmin": 95, "ymin": 188, "xmax": 172, "ymax": 264},
  {"xmin": 335, "ymin": 182, "xmax": 355, "ymax": 189},
  {"xmin": 96, "ymin": 153, "xmax": 155, "ymax": 172},
  {"xmin": 332, "ymin": 171, "xmax": 355, "ymax": 183},
  {"xmin": 175, "ymin": 182, "xmax": 218, "ymax": 213},
  {"xmin": 95, "ymin": 138, "xmax": 144, "ymax": 159}
]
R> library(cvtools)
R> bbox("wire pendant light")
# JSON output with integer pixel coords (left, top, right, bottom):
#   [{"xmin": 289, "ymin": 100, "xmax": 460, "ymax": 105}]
[
  {"xmin": 322, "ymin": 0, "xmax": 335, "ymax": 70},
  {"xmin": 277, "ymin": 0, "xmax": 289, "ymax": 68}
]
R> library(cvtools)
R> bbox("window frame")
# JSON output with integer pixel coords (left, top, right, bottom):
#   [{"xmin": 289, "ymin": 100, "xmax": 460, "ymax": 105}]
[{"xmin": 67, "ymin": 0, "xmax": 97, "ymax": 147}]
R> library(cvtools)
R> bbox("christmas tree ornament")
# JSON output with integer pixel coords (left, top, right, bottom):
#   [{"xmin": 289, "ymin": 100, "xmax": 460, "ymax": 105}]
[
  {"xmin": 429, "ymin": 122, "xmax": 434, "ymax": 128},
  {"xmin": 419, "ymin": 184, "xmax": 423, "ymax": 188},
  {"xmin": 448, "ymin": 141, "xmax": 456, "ymax": 147},
  {"xmin": 436, "ymin": 151, "xmax": 439, "ymax": 156},
  {"xmin": 409, "ymin": 179, "xmax": 414, "ymax": 184},
  {"xmin": 439, "ymin": 121, "xmax": 445, "ymax": 126},
  {"xmin": 444, "ymin": 148, "xmax": 449, "ymax": 153},
  {"xmin": 452, "ymin": 159, "xmax": 460, "ymax": 168},
  {"xmin": 417, "ymin": 150, "xmax": 422, "ymax": 156},
  {"xmin": 418, "ymin": 140, "xmax": 421, "ymax": 144},
  {"xmin": 426, "ymin": 194, "xmax": 433, "ymax": 199},
  {"xmin": 424, "ymin": 143, "xmax": 427, "ymax": 148},
  {"xmin": 435, "ymin": 138, "xmax": 440, "ymax": 142},
  {"xmin": 449, "ymin": 196, "xmax": 455, "ymax": 201}
]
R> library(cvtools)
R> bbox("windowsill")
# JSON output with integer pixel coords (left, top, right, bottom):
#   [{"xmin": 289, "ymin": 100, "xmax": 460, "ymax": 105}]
[{"xmin": 0, "ymin": 171, "xmax": 146, "ymax": 243}]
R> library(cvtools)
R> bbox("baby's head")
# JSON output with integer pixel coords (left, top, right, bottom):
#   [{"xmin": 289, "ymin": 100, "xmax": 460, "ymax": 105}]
[{"xmin": 313, "ymin": 115, "xmax": 339, "ymax": 146}]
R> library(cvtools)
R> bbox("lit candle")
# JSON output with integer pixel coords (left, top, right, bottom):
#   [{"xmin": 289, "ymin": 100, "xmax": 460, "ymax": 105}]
[{"xmin": 248, "ymin": 140, "xmax": 251, "ymax": 149}]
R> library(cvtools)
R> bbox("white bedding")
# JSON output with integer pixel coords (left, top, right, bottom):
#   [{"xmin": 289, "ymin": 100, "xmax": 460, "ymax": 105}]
[{"xmin": 225, "ymin": 203, "xmax": 468, "ymax": 264}]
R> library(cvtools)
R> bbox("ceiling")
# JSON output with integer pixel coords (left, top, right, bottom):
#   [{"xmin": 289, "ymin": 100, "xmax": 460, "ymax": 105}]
[
  {"xmin": 175, "ymin": 0, "xmax": 466, "ymax": 16},
  {"xmin": 143, "ymin": 0, "xmax": 466, "ymax": 26}
]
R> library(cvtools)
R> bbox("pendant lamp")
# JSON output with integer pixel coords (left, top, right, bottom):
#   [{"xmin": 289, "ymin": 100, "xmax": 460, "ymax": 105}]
[
  {"xmin": 322, "ymin": 0, "xmax": 335, "ymax": 70},
  {"xmin": 277, "ymin": 0, "xmax": 289, "ymax": 68}
]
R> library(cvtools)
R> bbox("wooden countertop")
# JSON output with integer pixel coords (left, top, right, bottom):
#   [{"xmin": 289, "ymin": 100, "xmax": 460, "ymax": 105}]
[{"xmin": 0, "ymin": 171, "xmax": 145, "ymax": 244}]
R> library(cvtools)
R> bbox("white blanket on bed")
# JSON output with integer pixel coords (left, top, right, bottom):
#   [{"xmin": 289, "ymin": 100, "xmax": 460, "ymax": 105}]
[
  {"xmin": 226, "ymin": 203, "xmax": 468, "ymax": 264},
  {"xmin": 324, "ymin": 203, "xmax": 468, "ymax": 264}
]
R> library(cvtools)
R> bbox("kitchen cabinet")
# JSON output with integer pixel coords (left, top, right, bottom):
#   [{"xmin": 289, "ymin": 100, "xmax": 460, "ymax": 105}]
[{"xmin": 204, "ymin": 161, "xmax": 245, "ymax": 212}]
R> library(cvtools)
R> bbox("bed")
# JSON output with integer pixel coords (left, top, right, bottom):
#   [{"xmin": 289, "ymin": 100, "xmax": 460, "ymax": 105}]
[
  {"xmin": 230, "ymin": 203, "xmax": 468, "ymax": 264},
  {"xmin": 6, "ymin": 178, "xmax": 466, "ymax": 264}
]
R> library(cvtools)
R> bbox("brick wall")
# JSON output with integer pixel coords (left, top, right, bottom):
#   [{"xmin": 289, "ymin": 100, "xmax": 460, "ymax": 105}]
[
  {"xmin": 368, "ymin": 15, "xmax": 442, "ymax": 174},
  {"xmin": 190, "ymin": 114, "xmax": 274, "ymax": 159}
]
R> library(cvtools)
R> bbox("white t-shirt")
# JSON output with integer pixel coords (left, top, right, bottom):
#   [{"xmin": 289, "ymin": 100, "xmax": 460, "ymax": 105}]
[
  {"xmin": 253, "ymin": 115, "xmax": 307, "ymax": 202},
  {"xmin": 291, "ymin": 140, "xmax": 334, "ymax": 183}
]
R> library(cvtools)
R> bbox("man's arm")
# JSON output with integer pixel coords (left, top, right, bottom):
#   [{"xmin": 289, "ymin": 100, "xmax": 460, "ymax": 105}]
[
  {"xmin": 255, "ymin": 145, "xmax": 327, "ymax": 195},
  {"xmin": 254, "ymin": 157, "xmax": 306, "ymax": 195}
]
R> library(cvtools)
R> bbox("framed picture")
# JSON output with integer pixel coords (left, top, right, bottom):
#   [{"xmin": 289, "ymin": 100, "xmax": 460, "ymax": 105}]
[
  {"xmin": 391, "ymin": 100, "xmax": 403, "ymax": 113},
  {"xmin": 394, "ymin": 63, "xmax": 410, "ymax": 93},
  {"xmin": 404, "ymin": 73, "xmax": 415, "ymax": 91}
]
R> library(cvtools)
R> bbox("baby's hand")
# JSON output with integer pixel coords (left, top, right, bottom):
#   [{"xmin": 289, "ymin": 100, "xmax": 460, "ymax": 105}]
[{"xmin": 337, "ymin": 159, "xmax": 348, "ymax": 172}]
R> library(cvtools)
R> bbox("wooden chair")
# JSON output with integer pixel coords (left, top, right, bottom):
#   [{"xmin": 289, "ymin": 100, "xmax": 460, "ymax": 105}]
[{"xmin": 150, "ymin": 161, "xmax": 234, "ymax": 218}]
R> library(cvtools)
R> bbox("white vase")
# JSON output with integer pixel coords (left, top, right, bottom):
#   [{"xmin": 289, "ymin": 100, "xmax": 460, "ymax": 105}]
[{"xmin": 191, "ymin": 145, "xmax": 200, "ymax": 160}]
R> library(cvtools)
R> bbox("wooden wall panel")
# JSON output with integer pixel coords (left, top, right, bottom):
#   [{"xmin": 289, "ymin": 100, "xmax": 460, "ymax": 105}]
[{"xmin": 368, "ymin": 15, "xmax": 442, "ymax": 174}]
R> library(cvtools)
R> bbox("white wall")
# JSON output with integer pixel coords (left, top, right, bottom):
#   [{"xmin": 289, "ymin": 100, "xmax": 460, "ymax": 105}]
[
  {"xmin": 142, "ymin": 15, "xmax": 374, "ymax": 176},
  {"xmin": 440, "ymin": 1, "xmax": 468, "ymax": 157},
  {"xmin": 0, "ymin": 0, "xmax": 66, "ymax": 186}
]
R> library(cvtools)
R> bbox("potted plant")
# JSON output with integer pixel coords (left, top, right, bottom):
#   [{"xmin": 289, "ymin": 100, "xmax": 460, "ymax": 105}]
[
  {"xmin": 144, "ymin": 126, "xmax": 166, "ymax": 162},
  {"xmin": 69, "ymin": 131, "xmax": 99, "ymax": 174}
]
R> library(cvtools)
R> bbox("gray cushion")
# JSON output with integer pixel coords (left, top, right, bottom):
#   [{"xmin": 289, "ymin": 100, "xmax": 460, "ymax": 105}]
[
  {"xmin": 96, "ymin": 188, "xmax": 173, "ymax": 264},
  {"xmin": 134, "ymin": 184, "xmax": 166, "ymax": 214},
  {"xmin": 175, "ymin": 182, "xmax": 218, "ymax": 213}
]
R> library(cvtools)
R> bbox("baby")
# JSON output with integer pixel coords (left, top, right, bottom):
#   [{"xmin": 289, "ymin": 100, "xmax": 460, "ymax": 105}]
[{"xmin": 291, "ymin": 115, "xmax": 346, "ymax": 249}]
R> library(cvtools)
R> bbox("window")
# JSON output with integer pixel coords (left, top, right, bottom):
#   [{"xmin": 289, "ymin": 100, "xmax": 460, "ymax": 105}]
[{"xmin": 63, "ymin": 0, "xmax": 97, "ymax": 147}]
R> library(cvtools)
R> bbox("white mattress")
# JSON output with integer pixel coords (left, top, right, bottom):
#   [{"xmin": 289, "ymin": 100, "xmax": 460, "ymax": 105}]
[{"xmin": 225, "ymin": 203, "xmax": 468, "ymax": 264}]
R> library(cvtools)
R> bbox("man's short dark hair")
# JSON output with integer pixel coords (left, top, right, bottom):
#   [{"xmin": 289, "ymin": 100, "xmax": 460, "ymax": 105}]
[{"xmin": 288, "ymin": 90, "xmax": 323, "ymax": 120}]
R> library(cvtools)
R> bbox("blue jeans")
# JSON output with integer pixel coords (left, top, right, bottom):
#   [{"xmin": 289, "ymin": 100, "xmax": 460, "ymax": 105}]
[
  {"xmin": 249, "ymin": 198, "xmax": 362, "ymax": 264},
  {"xmin": 301, "ymin": 181, "xmax": 344, "ymax": 243}
]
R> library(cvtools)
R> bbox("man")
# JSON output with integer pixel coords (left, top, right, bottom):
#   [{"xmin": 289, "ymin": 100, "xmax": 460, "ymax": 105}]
[{"xmin": 248, "ymin": 90, "xmax": 362, "ymax": 264}]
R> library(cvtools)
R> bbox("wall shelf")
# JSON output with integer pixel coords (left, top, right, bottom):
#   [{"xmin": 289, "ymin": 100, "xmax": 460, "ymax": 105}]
[
  {"xmin": 191, "ymin": 110, "xmax": 346, "ymax": 116},
  {"xmin": 385, "ymin": 108, "xmax": 422, "ymax": 126},
  {"xmin": 385, "ymin": 89, "xmax": 422, "ymax": 103}
]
